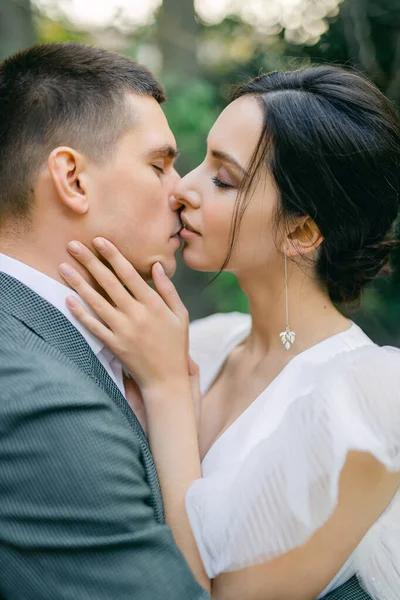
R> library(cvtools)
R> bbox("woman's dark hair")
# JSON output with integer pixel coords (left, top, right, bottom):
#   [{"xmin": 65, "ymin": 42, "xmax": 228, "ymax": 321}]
[{"xmin": 227, "ymin": 65, "xmax": 400, "ymax": 304}]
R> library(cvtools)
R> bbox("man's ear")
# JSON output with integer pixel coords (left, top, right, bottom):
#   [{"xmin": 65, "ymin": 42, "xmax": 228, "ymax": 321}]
[
  {"xmin": 48, "ymin": 147, "xmax": 89, "ymax": 215},
  {"xmin": 285, "ymin": 216, "xmax": 324, "ymax": 257}
]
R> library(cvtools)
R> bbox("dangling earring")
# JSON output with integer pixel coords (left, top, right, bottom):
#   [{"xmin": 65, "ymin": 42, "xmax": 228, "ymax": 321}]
[{"xmin": 280, "ymin": 251, "xmax": 296, "ymax": 351}]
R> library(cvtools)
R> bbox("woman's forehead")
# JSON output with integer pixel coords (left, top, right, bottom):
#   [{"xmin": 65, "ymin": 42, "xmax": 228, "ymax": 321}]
[{"xmin": 207, "ymin": 96, "xmax": 264, "ymax": 163}]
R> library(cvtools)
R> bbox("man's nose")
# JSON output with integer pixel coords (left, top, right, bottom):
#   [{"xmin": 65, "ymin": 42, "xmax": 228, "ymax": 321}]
[
  {"xmin": 169, "ymin": 193, "xmax": 181, "ymax": 212},
  {"xmin": 169, "ymin": 167, "xmax": 181, "ymax": 189}
]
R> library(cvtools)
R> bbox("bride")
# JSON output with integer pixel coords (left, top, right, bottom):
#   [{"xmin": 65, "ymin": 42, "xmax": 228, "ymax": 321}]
[{"xmin": 60, "ymin": 65, "xmax": 400, "ymax": 600}]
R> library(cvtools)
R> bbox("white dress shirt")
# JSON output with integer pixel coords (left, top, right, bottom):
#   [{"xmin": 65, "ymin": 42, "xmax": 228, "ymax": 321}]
[{"xmin": 0, "ymin": 252, "xmax": 126, "ymax": 397}]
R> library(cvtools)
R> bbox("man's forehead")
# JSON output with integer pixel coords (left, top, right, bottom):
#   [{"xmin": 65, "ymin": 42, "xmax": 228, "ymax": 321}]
[
  {"xmin": 118, "ymin": 127, "xmax": 177, "ymax": 159},
  {"xmin": 122, "ymin": 93, "xmax": 177, "ymax": 154}
]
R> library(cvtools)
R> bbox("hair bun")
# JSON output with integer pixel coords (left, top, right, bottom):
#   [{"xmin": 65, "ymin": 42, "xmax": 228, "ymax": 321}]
[{"xmin": 318, "ymin": 237, "xmax": 398, "ymax": 304}]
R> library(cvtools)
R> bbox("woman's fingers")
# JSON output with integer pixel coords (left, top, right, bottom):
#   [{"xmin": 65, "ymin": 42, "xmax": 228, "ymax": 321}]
[
  {"xmin": 58, "ymin": 240, "xmax": 191, "ymax": 389},
  {"xmin": 64, "ymin": 294, "xmax": 116, "ymax": 347},
  {"xmin": 92, "ymin": 237, "xmax": 156, "ymax": 304},
  {"xmin": 67, "ymin": 240, "xmax": 132, "ymax": 309},
  {"xmin": 59, "ymin": 262, "xmax": 120, "ymax": 332},
  {"xmin": 152, "ymin": 262, "xmax": 188, "ymax": 322}
]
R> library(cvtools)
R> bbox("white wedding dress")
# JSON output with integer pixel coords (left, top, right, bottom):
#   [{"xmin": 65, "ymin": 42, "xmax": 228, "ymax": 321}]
[{"xmin": 185, "ymin": 312, "xmax": 400, "ymax": 599}]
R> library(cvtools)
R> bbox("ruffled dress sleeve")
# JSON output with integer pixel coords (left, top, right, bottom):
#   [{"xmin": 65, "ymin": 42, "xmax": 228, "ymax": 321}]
[
  {"xmin": 185, "ymin": 344, "xmax": 400, "ymax": 600},
  {"xmin": 189, "ymin": 312, "xmax": 252, "ymax": 394}
]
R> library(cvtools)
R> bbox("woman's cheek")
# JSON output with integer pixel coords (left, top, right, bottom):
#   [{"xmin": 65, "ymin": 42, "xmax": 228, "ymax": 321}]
[{"xmin": 206, "ymin": 206, "xmax": 231, "ymax": 244}]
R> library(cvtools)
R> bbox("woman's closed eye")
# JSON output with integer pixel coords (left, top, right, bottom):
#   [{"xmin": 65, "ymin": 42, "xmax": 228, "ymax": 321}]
[
  {"xmin": 211, "ymin": 166, "xmax": 238, "ymax": 191},
  {"xmin": 212, "ymin": 175, "xmax": 232, "ymax": 190}
]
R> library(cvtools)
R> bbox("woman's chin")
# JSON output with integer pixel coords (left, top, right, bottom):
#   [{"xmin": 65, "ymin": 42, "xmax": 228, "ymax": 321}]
[{"xmin": 181, "ymin": 246, "xmax": 218, "ymax": 272}]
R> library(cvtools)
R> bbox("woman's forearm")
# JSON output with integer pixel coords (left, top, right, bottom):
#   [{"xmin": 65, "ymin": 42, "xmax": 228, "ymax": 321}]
[{"xmin": 143, "ymin": 380, "xmax": 211, "ymax": 594}]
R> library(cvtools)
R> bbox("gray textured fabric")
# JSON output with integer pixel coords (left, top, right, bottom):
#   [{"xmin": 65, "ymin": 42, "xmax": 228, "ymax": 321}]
[
  {"xmin": 0, "ymin": 273, "xmax": 209, "ymax": 599},
  {"xmin": 323, "ymin": 577, "xmax": 372, "ymax": 600},
  {"xmin": 0, "ymin": 273, "xmax": 373, "ymax": 600}
]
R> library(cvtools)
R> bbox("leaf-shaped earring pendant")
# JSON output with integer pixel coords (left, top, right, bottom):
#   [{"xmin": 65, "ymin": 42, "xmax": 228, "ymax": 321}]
[{"xmin": 280, "ymin": 326, "xmax": 296, "ymax": 351}]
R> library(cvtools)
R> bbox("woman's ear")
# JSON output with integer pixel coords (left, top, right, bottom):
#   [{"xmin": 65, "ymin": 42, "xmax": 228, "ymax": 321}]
[
  {"xmin": 48, "ymin": 147, "xmax": 89, "ymax": 215},
  {"xmin": 286, "ymin": 216, "xmax": 324, "ymax": 257}
]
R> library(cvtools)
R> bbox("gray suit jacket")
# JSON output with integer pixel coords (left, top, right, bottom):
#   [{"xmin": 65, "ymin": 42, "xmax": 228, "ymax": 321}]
[
  {"xmin": 0, "ymin": 273, "xmax": 209, "ymax": 599},
  {"xmin": 0, "ymin": 273, "xmax": 372, "ymax": 600}
]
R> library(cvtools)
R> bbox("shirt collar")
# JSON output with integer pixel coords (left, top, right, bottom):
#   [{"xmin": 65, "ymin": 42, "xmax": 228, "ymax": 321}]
[{"xmin": 0, "ymin": 252, "xmax": 104, "ymax": 357}]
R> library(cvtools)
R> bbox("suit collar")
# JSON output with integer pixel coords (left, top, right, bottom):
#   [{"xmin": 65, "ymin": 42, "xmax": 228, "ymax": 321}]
[
  {"xmin": 0, "ymin": 272, "xmax": 149, "ymax": 443},
  {"xmin": 0, "ymin": 252, "xmax": 104, "ymax": 356}
]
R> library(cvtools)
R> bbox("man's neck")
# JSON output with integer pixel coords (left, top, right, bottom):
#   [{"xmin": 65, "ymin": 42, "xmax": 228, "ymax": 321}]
[{"xmin": 0, "ymin": 239, "xmax": 101, "ymax": 294}]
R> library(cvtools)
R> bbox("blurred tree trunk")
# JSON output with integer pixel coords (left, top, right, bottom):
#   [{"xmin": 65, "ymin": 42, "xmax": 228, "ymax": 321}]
[
  {"xmin": 340, "ymin": 0, "xmax": 400, "ymax": 103},
  {"xmin": 340, "ymin": 0, "xmax": 385, "ymax": 86},
  {"xmin": 386, "ymin": 30, "xmax": 400, "ymax": 102},
  {"xmin": 0, "ymin": 0, "xmax": 35, "ymax": 60},
  {"xmin": 156, "ymin": 0, "xmax": 201, "ymax": 78}
]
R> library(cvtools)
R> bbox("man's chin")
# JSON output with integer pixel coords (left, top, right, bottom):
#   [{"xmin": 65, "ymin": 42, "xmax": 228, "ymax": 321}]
[{"xmin": 141, "ymin": 256, "xmax": 177, "ymax": 282}]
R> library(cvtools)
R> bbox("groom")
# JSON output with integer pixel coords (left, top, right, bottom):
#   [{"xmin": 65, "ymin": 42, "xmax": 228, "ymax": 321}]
[
  {"xmin": 0, "ymin": 42, "xmax": 370, "ymax": 600},
  {"xmin": 0, "ymin": 42, "xmax": 207, "ymax": 600}
]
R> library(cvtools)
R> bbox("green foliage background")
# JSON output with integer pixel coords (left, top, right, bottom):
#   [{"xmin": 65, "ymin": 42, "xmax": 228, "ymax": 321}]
[{"xmin": 4, "ymin": 0, "xmax": 399, "ymax": 342}]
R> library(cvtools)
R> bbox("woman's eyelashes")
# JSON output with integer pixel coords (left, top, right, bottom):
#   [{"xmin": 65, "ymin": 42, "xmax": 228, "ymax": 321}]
[
  {"xmin": 212, "ymin": 175, "xmax": 232, "ymax": 189},
  {"xmin": 211, "ymin": 166, "xmax": 238, "ymax": 190}
]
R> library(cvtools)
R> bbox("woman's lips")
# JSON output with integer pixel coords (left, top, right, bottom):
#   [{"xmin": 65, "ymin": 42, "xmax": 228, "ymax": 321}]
[{"xmin": 179, "ymin": 226, "xmax": 200, "ymax": 240}]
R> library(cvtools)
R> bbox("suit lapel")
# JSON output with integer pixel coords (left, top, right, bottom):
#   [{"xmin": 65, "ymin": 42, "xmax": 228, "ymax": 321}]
[{"xmin": 0, "ymin": 273, "xmax": 164, "ymax": 522}]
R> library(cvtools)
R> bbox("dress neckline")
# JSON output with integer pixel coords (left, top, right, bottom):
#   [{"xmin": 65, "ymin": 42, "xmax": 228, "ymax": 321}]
[{"xmin": 201, "ymin": 320, "xmax": 361, "ymax": 466}]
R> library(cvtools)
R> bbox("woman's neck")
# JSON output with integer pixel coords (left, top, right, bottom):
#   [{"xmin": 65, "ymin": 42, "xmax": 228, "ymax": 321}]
[{"xmin": 237, "ymin": 266, "xmax": 350, "ymax": 359}]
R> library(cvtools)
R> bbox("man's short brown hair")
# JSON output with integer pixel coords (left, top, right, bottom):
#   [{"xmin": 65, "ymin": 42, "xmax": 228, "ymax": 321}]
[{"xmin": 0, "ymin": 42, "xmax": 166, "ymax": 225}]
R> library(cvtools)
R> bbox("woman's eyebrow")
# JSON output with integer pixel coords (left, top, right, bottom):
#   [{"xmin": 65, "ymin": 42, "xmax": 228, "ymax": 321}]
[
  {"xmin": 211, "ymin": 149, "xmax": 248, "ymax": 176},
  {"xmin": 147, "ymin": 145, "xmax": 180, "ymax": 162}
]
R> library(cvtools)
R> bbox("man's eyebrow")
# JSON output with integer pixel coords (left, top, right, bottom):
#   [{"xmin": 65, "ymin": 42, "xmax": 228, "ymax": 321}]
[
  {"xmin": 147, "ymin": 145, "xmax": 179, "ymax": 161},
  {"xmin": 211, "ymin": 149, "xmax": 248, "ymax": 176}
]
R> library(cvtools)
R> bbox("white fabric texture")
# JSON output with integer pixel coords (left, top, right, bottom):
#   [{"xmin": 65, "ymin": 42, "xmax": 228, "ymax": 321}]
[{"xmin": 186, "ymin": 312, "xmax": 400, "ymax": 600}]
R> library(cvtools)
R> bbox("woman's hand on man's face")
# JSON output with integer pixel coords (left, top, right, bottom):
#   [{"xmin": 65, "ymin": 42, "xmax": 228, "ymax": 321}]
[{"xmin": 58, "ymin": 238, "xmax": 190, "ymax": 393}]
